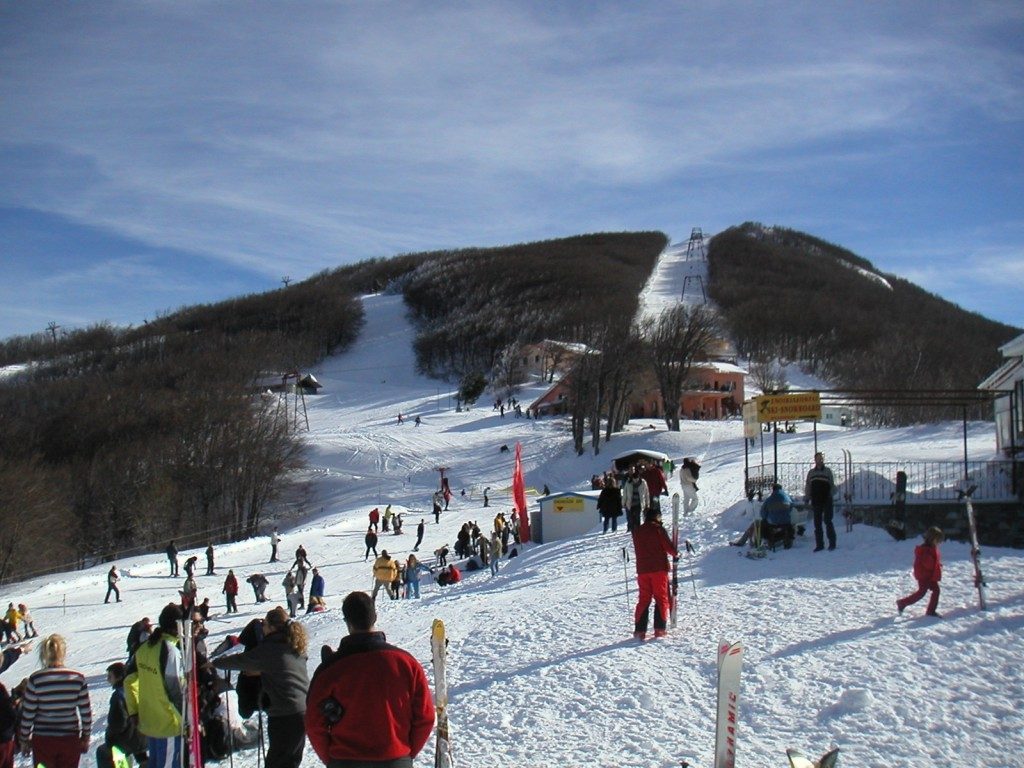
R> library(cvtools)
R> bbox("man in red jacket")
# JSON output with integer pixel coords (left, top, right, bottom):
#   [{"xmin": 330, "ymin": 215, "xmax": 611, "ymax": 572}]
[
  {"xmin": 305, "ymin": 592, "xmax": 435, "ymax": 767},
  {"xmin": 632, "ymin": 506, "xmax": 679, "ymax": 640}
]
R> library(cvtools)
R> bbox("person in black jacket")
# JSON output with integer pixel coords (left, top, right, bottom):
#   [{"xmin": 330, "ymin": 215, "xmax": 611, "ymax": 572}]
[
  {"xmin": 166, "ymin": 542, "xmax": 178, "ymax": 577},
  {"xmin": 597, "ymin": 477, "xmax": 624, "ymax": 533},
  {"xmin": 125, "ymin": 618, "xmax": 151, "ymax": 659},
  {"xmin": 96, "ymin": 663, "xmax": 147, "ymax": 768},
  {"xmin": 0, "ymin": 676, "xmax": 16, "ymax": 768},
  {"xmin": 213, "ymin": 608, "xmax": 309, "ymax": 768}
]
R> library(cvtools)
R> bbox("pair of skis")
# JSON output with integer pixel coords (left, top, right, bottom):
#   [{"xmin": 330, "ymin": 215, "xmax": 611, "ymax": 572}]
[
  {"xmin": 961, "ymin": 485, "xmax": 988, "ymax": 610},
  {"xmin": 431, "ymin": 619, "xmax": 455, "ymax": 768},
  {"xmin": 179, "ymin": 619, "xmax": 202, "ymax": 768}
]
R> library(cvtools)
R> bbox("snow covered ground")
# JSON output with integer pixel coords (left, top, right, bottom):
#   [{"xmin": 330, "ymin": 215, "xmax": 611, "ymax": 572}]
[{"xmin": 3, "ymin": 262, "xmax": 1023, "ymax": 767}]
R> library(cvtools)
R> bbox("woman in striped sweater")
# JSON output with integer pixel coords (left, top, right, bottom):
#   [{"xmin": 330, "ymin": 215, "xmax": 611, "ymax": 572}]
[{"xmin": 17, "ymin": 634, "xmax": 92, "ymax": 768}]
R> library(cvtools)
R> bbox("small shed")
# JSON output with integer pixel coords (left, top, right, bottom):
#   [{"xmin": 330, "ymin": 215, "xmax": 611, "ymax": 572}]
[
  {"xmin": 612, "ymin": 449, "xmax": 671, "ymax": 472},
  {"xmin": 534, "ymin": 490, "xmax": 601, "ymax": 544}
]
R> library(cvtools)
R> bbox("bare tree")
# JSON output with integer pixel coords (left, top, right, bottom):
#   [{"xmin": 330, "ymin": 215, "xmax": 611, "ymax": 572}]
[
  {"xmin": 647, "ymin": 304, "xmax": 720, "ymax": 431},
  {"xmin": 749, "ymin": 355, "xmax": 788, "ymax": 394}
]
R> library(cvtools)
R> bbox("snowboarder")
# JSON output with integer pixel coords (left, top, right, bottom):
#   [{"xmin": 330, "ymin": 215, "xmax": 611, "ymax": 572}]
[
  {"xmin": 631, "ymin": 506, "xmax": 678, "ymax": 640},
  {"xmin": 804, "ymin": 451, "xmax": 837, "ymax": 551},
  {"xmin": 205, "ymin": 544, "xmax": 215, "ymax": 575},
  {"xmin": 364, "ymin": 526, "xmax": 378, "ymax": 561},
  {"xmin": 270, "ymin": 526, "xmax": 281, "ymax": 562},
  {"xmin": 680, "ymin": 457, "xmax": 701, "ymax": 516},
  {"xmin": 166, "ymin": 540, "xmax": 179, "ymax": 577},
  {"xmin": 105, "ymin": 565, "xmax": 121, "ymax": 604},
  {"xmin": 414, "ymin": 519, "xmax": 425, "ymax": 551},
  {"xmin": 897, "ymin": 527, "xmax": 945, "ymax": 617},
  {"xmin": 222, "ymin": 570, "xmax": 239, "ymax": 614}
]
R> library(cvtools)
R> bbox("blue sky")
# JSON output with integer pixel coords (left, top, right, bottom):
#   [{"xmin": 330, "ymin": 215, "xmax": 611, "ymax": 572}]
[{"xmin": 1, "ymin": 1, "xmax": 1022, "ymax": 340}]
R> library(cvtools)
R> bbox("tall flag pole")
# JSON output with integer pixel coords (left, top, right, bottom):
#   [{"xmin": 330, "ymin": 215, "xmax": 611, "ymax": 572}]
[{"xmin": 512, "ymin": 442, "xmax": 531, "ymax": 542}]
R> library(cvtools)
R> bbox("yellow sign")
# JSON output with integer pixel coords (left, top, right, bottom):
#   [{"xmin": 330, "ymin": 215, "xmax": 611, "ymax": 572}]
[
  {"xmin": 755, "ymin": 392, "xmax": 821, "ymax": 423},
  {"xmin": 552, "ymin": 496, "xmax": 584, "ymax": 513},
  {"xmin": 742, "ymin": 400, "xmax": 759, "ymax": 438}
]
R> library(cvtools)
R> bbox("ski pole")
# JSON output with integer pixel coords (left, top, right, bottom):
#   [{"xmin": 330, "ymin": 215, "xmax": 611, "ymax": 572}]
[
  {"xmin": 684, "ymin": 540, "xmax": 699, "ymax": 601},
  {"xmin": 621, "ymin": 547, "xmax": 631, "ymax": 619},
  {"xmin": 225, "ymin": 671, "xmax": 235, "ymax": 768}
]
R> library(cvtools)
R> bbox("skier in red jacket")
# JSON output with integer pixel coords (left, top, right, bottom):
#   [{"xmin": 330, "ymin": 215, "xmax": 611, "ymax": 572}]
[
  {"xmin": 897, "ymin": 526, "xmax": 944, "ymax": 617},
  {"xmin": 305, "ymin": 592, "xmax": 434, "ymax": 767},
  {"xmin": 631, "ymin": 506, "xmax": 679, "ymax": 640}
]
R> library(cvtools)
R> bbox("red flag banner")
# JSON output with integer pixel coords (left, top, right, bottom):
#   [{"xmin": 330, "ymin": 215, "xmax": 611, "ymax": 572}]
[{"xmin": 513, "ymin": 442, "xmax": 531, "ymax": 542}]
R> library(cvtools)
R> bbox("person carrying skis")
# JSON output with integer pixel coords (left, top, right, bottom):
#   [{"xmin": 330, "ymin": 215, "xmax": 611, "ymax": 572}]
[
  {"xmin": 364, "ymin": 526, "xmax": 379, "ymax": 561},
  {"xmin": 124, "ymin": 603, "xmax": 185, "ymax": 768},
  {"xmin": 166, "ymin": 541, "xmax": 178, "ymax": 577},
  {"xmin": 305, "ymin": 592, "xmax": 434, "ymax": 767},
  {"xmin": 804, "ymin": 451, "xmax": 837, "ymax": 551},
  {"xmin": 96, "ymin": 662, "xmax": 147, "ymax": 768},
  {"xmin": 680, "ymin": 457, "xmax": 701, "ymax": 516},
  {"xmin": 897, "ymin": 527, "xmax": 944, "ymax": 617},
  {"xmin": 105, "ymin": 565, "xmax": 121, "ymax": 604},
  {"xmin": 631, "ymin": 506, "xmax": 679, "ymax": 640},
  {"xmin": 213, "ymin": 607, "xmax": 310, "ymax": 768},
  {"xmin": 414, "ymin": 519, "xmax": 425, "ymax": 551},
  {"xmin": 223, "ymin": 570, "xmax": 239, "ymax": 614}
]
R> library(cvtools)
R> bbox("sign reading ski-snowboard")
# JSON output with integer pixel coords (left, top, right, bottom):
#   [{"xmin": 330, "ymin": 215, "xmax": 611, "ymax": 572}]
[
  {"xmin": 431, "ymin": 618, "xmax": 455, "ymax": 768},
  {"xmin": 714, "ymin": 640, "xmax": 743, "ymax": 768}
]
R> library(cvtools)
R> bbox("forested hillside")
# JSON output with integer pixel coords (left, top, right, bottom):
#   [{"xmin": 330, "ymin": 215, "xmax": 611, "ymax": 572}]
[
  {"xmin": 401, "ymin": 232, "xmax": 668, "ymax": 378},
  {"xmin": 708, "ymin": 223, "xmax": 1020, "ymax": 420},
  {"xmin": 0, "ymin": 256, "xmax": 424, "ymax": 582}
]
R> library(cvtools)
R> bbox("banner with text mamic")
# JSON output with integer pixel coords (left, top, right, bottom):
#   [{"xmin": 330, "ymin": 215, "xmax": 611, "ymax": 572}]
[{"xmin": 755, "ymin": 392, "xmax": 821, "ymax": 423}]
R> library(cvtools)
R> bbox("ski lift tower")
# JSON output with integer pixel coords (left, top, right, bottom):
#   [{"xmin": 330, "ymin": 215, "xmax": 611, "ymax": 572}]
[
  {"xmin": 682, "ymin": 227, "xmax": 708, "ymax": 303},
  {"xmin": 685, "ymin": 227, "xmax": 707, "ymax": 261}
]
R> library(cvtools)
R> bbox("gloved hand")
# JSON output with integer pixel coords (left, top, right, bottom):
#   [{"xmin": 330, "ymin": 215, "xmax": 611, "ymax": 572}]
[{"xmin": 672, "ymin": 556, "xmax": 680, "ymax": 563}]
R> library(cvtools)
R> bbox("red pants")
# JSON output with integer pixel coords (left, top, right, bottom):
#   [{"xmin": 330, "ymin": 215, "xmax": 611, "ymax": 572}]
[
  {"xmin": 0, "ymin": 739, "xmax": 15, "ymax": 768},
  {"xmin": 634, "ymin": 571, "xmax": 671, "ymax": 633},
  {"xmin": 898, "ymin": 579, "xmax": 940, "ymax": 615},
  {"xmin": 31, "ymin": 734, "xmax": 83, "ymax": 768}
]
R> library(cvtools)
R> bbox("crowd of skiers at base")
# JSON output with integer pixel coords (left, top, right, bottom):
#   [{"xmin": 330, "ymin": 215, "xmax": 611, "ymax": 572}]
[
  {"xmin": 2, "ymin": 590, "xmax": 435, "ymax": 768},
  {"xmin": 593, "ymin": 456, "xmax": 702, "ymax": 535},
  {"xmin": 1, "ymin": 603, "xmax": 38, "ymax": 646}
]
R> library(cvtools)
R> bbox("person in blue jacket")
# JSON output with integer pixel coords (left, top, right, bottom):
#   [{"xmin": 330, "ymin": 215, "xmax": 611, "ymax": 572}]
[
  {"xmin": 731, "ymin": 484, "xmax": 795, "ymax": 548},
  {"xmin": 307, "ymin": 568, "xmax": 325, "ymax": 614}
]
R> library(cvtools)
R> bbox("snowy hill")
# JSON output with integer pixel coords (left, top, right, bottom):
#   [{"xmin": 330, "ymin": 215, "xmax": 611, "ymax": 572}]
[{"xmin": 2, "ymin": 270, "xmax": 1022, "ymax": 767}]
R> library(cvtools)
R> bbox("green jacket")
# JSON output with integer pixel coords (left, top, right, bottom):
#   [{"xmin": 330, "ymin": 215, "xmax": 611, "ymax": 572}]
[{"xmin": 124, "ymin": 634, "xmax": 184, "ymax": 738}]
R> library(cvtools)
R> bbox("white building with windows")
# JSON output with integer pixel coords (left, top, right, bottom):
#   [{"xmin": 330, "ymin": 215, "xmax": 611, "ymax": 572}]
[{"xmin": 979, "ymin": 332, "xmax": 1024, "ymax": 457}]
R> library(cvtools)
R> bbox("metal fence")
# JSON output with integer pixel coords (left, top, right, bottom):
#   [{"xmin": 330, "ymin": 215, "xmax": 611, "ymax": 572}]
[{"xmin": 747, "ymin": 460, "xmax": 1018, "ymax": 504}]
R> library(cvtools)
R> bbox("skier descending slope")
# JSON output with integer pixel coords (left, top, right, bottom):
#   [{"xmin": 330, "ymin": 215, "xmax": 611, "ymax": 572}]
[{"xmin": 631, "ymin": 507, "xmax": 679, "ymax": 640}]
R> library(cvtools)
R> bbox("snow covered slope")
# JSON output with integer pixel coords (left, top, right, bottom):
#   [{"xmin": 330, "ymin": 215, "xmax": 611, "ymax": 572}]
[{"xmin": 2, "ymin": 287, "xmax": 1022, "ymax": 768}]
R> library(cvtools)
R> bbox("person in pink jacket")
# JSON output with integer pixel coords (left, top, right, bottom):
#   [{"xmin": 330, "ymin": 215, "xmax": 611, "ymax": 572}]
[{"xmin": 897, "ymin": 527, "xmax": 944, "ymax": 617}]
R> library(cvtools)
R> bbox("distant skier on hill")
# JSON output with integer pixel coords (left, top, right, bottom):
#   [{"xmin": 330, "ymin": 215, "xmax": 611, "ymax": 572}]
[
  {"xmin": 680, "ymin": 458, "xmax": 701, "ymax": 516},
  {"xmin": 414, "ymin": 519, "xmax": 425, "ymax": 552},
  {"xmin": 364, "ymin": 527, "xmax": 379, "ymax": 561},
  {"xmin": 166, "ymin": 541, "xmax": 179, "ymax": 577},
  {"xmin": 105, "ymin": 566, "xmax": 121, "ymax": 604}
]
